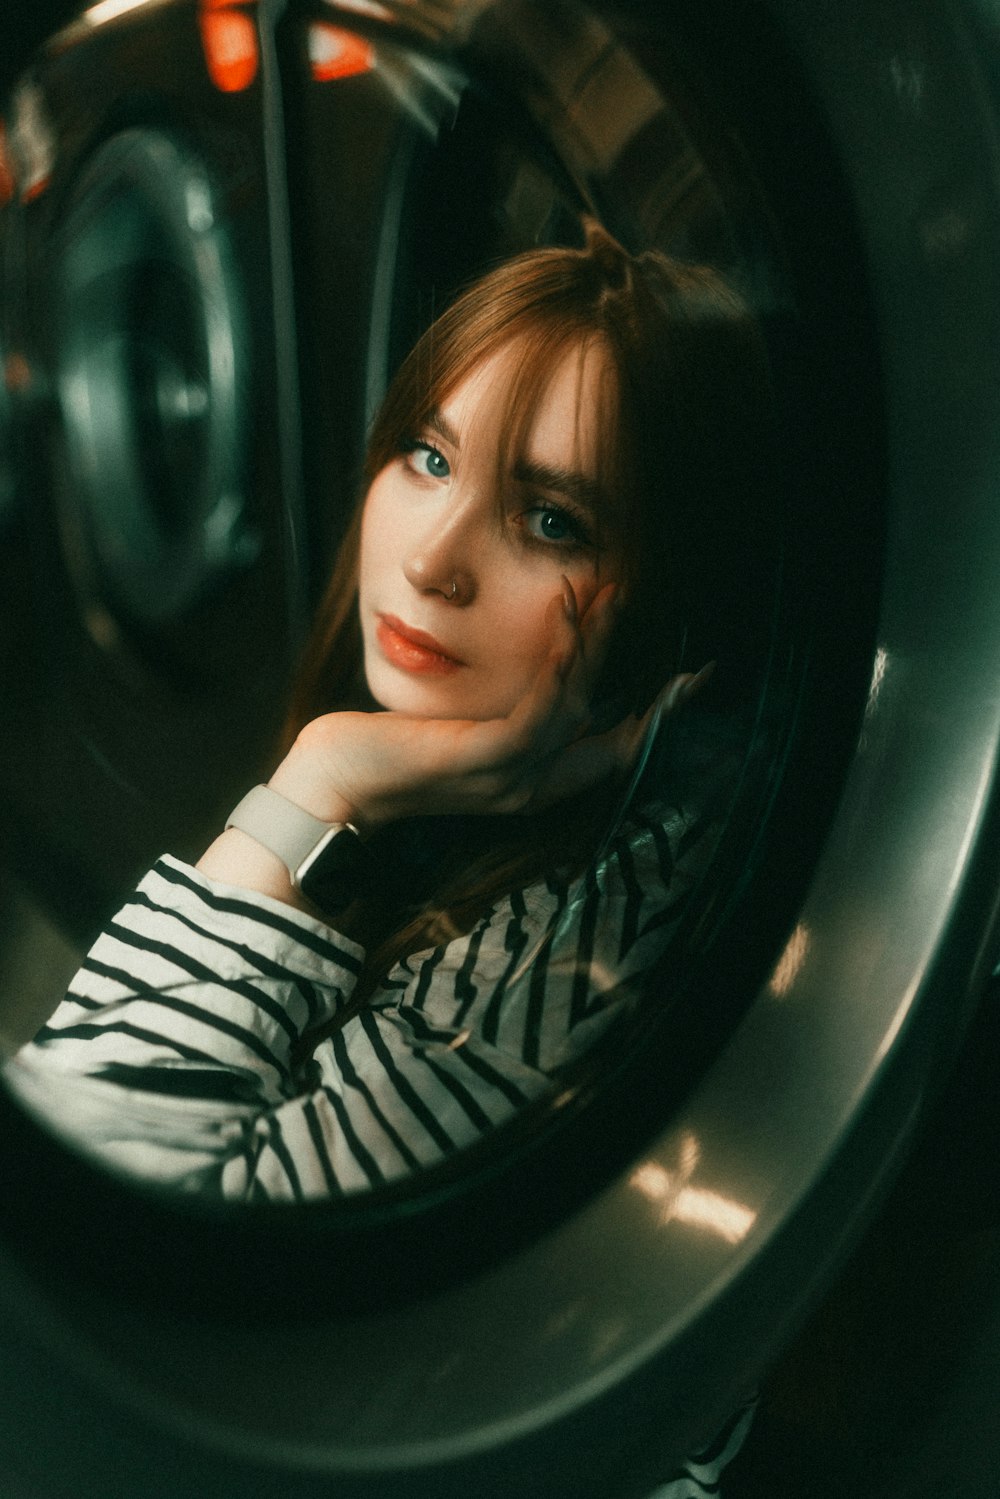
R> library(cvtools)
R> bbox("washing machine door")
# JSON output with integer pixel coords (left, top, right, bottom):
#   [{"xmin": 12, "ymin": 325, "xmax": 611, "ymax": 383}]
[{"xmin": 1, "ymin": 1, "xmax": 1000, "ymax": 1496}]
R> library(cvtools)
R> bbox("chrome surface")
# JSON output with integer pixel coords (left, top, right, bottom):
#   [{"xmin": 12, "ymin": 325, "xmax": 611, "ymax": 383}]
[{"xmin": 53, "ymin": 127, "xmax": 254, "ymax": 629}]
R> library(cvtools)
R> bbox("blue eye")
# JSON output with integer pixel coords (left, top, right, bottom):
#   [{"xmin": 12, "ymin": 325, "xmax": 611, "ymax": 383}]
[
  {"xmin": 403, "ymin": 440, "xmax": 450, "ymax": 480},
  {"xmin": 524, "ymin": 505, "xmax": 592, "ymax": 548}
]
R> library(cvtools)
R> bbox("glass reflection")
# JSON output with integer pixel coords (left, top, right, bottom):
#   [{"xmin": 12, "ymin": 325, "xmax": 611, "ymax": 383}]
[
  {"xmin": 4, "ymin": 219, "xmax": 773, "ymax": 1198},
  {"xmin": 0, "ymin": 6, "xmax": 783, "ymax": 1206}
]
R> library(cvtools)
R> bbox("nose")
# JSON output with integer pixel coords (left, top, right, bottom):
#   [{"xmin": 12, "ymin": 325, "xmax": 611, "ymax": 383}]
[{"xmin": 402, "ymin": 494, "xmax": 482, "ymax": 604}]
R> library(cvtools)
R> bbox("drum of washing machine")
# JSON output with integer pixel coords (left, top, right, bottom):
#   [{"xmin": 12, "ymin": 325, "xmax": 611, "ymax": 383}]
[{"xmin": 1, "ymin": 0, "xmax": 999, "ymax": 1496}]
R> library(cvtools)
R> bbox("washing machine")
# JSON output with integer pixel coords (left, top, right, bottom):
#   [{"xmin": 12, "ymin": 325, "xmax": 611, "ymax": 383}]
[{"xmin": 0, "ymin": 0, "xmax": 999, "ymax": 1495}]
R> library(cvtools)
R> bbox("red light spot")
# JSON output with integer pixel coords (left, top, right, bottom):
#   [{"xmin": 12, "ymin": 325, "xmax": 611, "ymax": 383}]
[
  {"xmin": 308, "ymin": 23, "xmax": 374, "ymax": 83},
  {"xmin": 198, "ymin": 5, "xmax": 259, "ymax": 94}
]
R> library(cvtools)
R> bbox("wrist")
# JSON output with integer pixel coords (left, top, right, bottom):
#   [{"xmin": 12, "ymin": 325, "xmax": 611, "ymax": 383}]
[
  {"xmin": 266, "ymin": 740, "xmax": 360, "ymax": 831},
  {"xmin": 196, "ymin": 827, "xmax": 312, "ymax": 911},
  {"xmin": 195, "ymin": 739, "xmax": 365, "ymax": 911}
]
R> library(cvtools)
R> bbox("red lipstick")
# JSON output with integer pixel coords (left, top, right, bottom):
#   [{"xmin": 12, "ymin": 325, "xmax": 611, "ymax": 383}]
[{"xmin": 376, "ymin": 615, "xmax": 465, "ymax": 675}]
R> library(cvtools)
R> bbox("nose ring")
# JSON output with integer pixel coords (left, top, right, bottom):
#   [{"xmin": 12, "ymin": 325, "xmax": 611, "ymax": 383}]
[{"xmin": 449, "ymin": 580, "xmax": 458, "ymax": 600}]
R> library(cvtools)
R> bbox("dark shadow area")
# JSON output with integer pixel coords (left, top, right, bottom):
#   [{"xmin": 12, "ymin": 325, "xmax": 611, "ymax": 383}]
[{"xmin": 728, "ymin": 970, "xmax": 1000, "ymax": 1497}]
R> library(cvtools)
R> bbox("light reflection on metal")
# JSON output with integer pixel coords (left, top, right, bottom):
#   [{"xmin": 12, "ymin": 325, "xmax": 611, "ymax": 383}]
[
  {"xmin": 375, "ymin": 50, "xmax": 463, "ymax": 135},
  {"xmin": 82, "ymin": 0, "xmax": 163, "ymax": 26},
  {"xmin": 323, "ymin": 0, "xmax": 395, "ymax": 22},
  {"xmin": 199, "ymin": 2, "xmax": 260, "ymax": 94},
  {"xmin": 9, "ymin": 81, "xmax": 56, "ymax": 203},
  {"xmin": 768, "ymin": 921, "xmax": 811, "ymax": 998},
  {"xmin": 630, "ymin": 1136, "xmax": 757, "ymax": 1245},
  {"xmin": 320, "ymin": 0, "xmax": 494, "ymax": 45},
  {"xmin": 184, "ymin": 178, "xmax": 215, "ymax": 235},
  {"xmin": 866, "ymin": 645, "xmax": 889, "ymax": 719},
  {"xmin": 309, "ymin": 23, "xmax": 376, "ymax": 84}
]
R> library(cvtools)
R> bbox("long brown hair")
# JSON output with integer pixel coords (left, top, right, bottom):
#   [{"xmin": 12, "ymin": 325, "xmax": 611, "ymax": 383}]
[{"xmin": 285, "ymin": 222, "xmax": 774, "ymax": 1008}]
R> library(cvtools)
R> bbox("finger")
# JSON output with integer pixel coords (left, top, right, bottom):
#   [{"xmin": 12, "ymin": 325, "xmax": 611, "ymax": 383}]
[
  {"xmin": 645, "ymin": 660, "xmax": 716, "ymax": 721},
  {"xmin": 577, "ymin": 582, "xmax": 617, "ymax": 652},
  {"xmin": 561, "ymin": 574, "xmax": 580, "ymax": 631},
  {"xmin": 528, "ymin": 713, "xmax": 647, "ymax": 807},
  {"xmin": 488, "ymin": 582, "xmax": 607, "ymax": 767},
  {"xmin": 552, "ymin": 581, "xmax": 582, "ymax": 681},
  {"xmin": 547, "ymin": 580, "xmax": 598, "ymax": 731},
  {"xmin": 486, "ymin": 597, "xmax": 580, "ymax": 762},
  {"xmin": 554, "ymin": 579, "xmax": 617, "ymax": 702},
  {"xmin": 549, "ymin": 577, "xmax": 595, "ymax": 701},
  {"xmin": 577, "ymin": 578, "xmax": 619, "ymax": 634},
  {"xmin": 680, "ymin": 659, "xmax": 716, "ymax": 701},
  {"xmin": 577, "ymin": 581, "xmax": 619, "ymax": 690}
]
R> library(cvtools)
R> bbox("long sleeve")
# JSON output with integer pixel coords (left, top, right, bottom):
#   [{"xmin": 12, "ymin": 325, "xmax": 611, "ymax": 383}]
[
  {"xmin": 6, "ymin": 784, "xmax": 721, "ymax": 1200},
  {"xmin": 6, "ymin": 857, "xmax": 366, "ymax": 1192}
]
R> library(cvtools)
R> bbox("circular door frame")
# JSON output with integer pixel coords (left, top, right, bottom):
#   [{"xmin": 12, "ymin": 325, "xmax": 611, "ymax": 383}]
[{"xmin": 2, "ymin": 0, "xmax": 1000, "ymax": 1494}]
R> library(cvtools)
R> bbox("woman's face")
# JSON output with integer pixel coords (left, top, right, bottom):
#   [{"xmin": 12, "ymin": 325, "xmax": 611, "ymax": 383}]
[{"xmin": 358, "ymin": 335, "xmax": 621, "ymax": 721}]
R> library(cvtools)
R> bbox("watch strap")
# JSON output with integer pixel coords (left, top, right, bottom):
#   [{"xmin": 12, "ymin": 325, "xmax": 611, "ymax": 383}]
[{"xmin": 225, "ymin": 784, "xmax": 359, "ymax": 875}]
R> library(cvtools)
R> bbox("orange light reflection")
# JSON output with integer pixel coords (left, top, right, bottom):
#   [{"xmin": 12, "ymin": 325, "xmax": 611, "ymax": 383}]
[
  {"xmin": 308, "ymin": 23, "xmax": 375, "ymax": 83},
  {"xmin": 198, "ymin": 3, "xmax": 259, "ymax": 94}
]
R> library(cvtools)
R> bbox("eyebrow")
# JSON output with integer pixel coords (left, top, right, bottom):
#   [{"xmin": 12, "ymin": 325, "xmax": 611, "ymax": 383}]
[
  {"xmin": 426, "ymin": 408, "xmax": 460, "ymax": 448},
  {"xmin": 425, "ymin": 408, "xmax": 606, "ymax": 515},
  {"xmin": 512, "ymin": 459, "xmax": 607, "ymax": 515}
]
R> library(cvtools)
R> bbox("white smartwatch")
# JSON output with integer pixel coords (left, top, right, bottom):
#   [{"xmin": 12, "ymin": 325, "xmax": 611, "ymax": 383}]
[{"xmin": 225, "ymin": 784, "xmax": 367, "ymax": 912}]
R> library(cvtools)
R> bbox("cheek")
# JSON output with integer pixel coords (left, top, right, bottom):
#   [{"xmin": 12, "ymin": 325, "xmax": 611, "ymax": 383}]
[
  {"xmin": 492, "ymin": 566, "xmax": 606, "ymax": 660},
  {"xmin": 358, "ymin": 487, "xmax": 396, "ymax": 592}
]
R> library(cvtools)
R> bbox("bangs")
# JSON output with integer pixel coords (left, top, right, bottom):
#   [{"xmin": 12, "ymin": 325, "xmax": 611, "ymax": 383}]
[
  {"xmin": 368, "ymin": 311, "xmax": 629, "ymax": 567},
  {"xmin": 485, "ymin": 326, "xmax": 626, "ymax": 553}
]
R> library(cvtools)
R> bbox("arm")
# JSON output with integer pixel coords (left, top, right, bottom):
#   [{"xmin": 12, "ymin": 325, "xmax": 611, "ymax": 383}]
[
  {"xmin": 5, "ymin": 856, "xmax": 366, "ymax": 1191},
  {"xmin": 6, "ymin": 582, "xmax": 704, "ymax": 1195},
  {"xmin": 6, "ymin": 740, "xmax": 716, "ymax": 1200},
  {"xmin": 214, "ymin": 782, "xmax": 721, "ymax": 1199}
]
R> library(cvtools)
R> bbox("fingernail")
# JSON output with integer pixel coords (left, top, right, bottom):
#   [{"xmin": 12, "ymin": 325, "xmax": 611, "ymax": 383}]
[
  {"xmin": 679, "ymin": 661, "xmax": 716, "ymax": 702},
  {"xmin": 561, "ymin": 576, "xmax": 578, "ymax": 624}
]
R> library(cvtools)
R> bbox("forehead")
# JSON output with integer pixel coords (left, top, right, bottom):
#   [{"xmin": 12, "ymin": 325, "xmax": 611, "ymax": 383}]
[{"xmin": 438, "ymin": 334, "xmax": 614, "ymax": 474}]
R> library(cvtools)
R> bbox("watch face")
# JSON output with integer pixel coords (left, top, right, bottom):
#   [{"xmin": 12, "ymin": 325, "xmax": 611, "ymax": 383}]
[{"xmin": 297, "ymin": 826, "xmax": 368, "ymax": 913}]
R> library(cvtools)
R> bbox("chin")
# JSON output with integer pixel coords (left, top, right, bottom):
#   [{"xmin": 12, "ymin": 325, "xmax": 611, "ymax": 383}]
[
  {"xmin": 365, "ymin": 663, "xmax": 510, "ymax": 721},
  {"xmin": 365, "ymin": 664, "xmax": 463, "ymax": 718}
]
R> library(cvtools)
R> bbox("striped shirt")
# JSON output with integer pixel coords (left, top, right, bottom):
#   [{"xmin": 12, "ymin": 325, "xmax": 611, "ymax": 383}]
[{"xmin": 8, "ymin": 793, "xmax": 714, "ymax": 1199}]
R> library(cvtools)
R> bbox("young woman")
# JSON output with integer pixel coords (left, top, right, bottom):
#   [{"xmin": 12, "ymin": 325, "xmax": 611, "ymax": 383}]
[{"xmin": 7, "ymin": 222, "xmax": 772, "ymax": 1204}]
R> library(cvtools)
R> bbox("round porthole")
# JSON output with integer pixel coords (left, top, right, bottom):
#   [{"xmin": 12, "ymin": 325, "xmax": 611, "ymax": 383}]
[
  {"xmin": 51, "ymin": 127, "xmax": 255, "ymax": 635},
  {"xmin": 1, "ymin": 0, "xmax": 1000, "ymax": 1496}
]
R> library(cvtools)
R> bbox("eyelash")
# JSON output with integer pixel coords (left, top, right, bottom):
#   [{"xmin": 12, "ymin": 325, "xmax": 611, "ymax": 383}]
[
  {"xmin": 399, "ymin": 437, "xmax": 597, "ymax": 553},
  {"xmin": 521, "ymin": 501, "xmax": 596, "ymax": 553},
  {"xmin": 400, "ymin": 438, "xmax": 450, "ymax": 480}
]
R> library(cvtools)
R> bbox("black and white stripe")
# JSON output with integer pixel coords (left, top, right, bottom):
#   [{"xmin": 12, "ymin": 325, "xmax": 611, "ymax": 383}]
[{"xmin": 9, "ymin": 796, "xmax": 717, "ymax": 1201}]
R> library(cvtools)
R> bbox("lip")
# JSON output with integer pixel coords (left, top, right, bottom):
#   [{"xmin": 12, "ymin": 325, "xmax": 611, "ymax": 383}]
[{"xmin": 375, "ymin": 614, "xmax": 466, "ymax": 675}]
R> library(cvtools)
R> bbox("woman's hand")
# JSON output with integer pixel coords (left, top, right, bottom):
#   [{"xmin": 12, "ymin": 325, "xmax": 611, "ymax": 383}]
[
  {"xmin": 269, "ymin": 579, "xmax": 626, "ymax": 830},
  {"xmin": 196, "ymin": 579, "xmax": 701, "ymax": 908}
]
